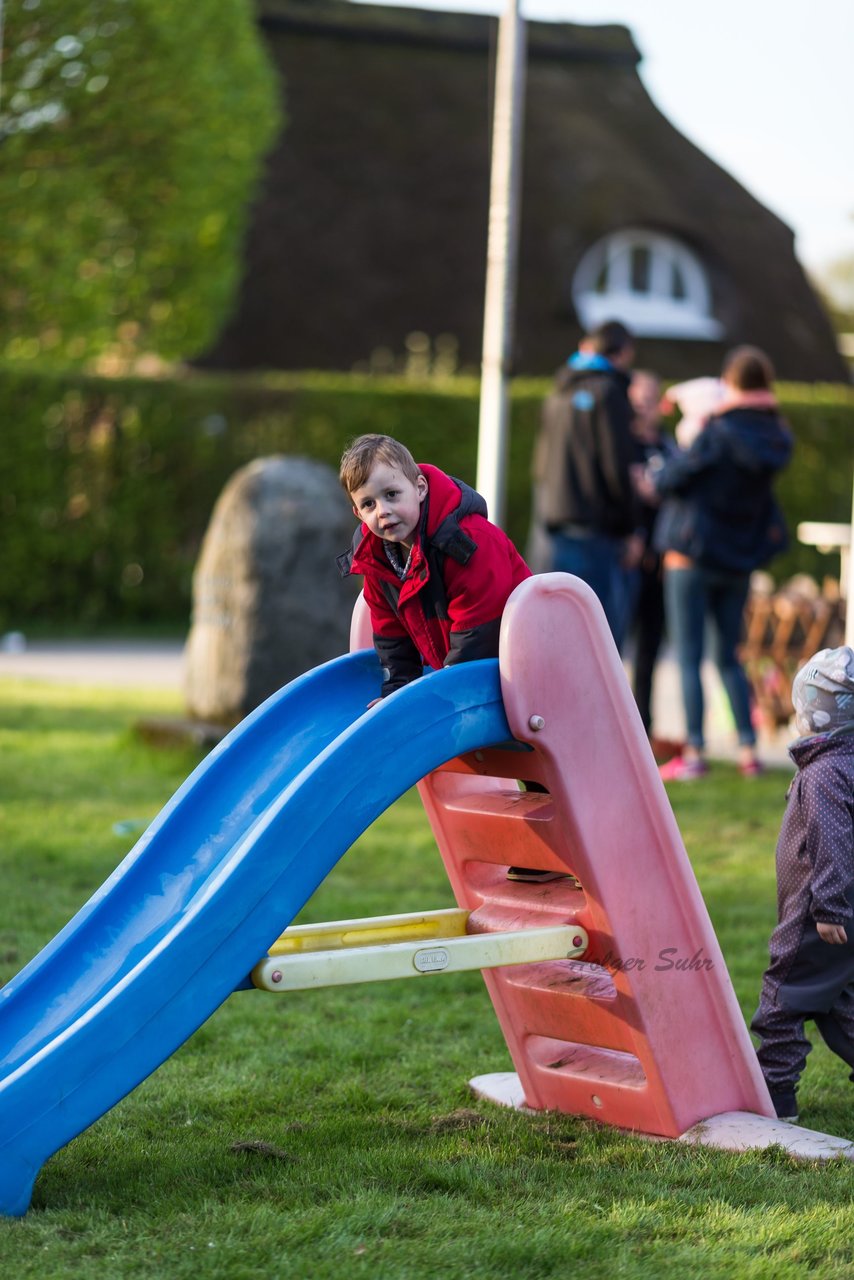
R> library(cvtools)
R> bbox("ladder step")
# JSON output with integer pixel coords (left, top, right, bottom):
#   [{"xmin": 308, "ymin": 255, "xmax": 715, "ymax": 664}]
[
  {"xmin": 435, "ymin": 747, "xmax": 543, "ymax": 783},
  {"xmin": 438, "ymin": 789, "xmax": 553, "ymax": 821},
  {"xmin": 503, "ymin": 960, "xmax": 616, "ymax": 1001},
  {"xmin": 527, "ymin": 1035, "xmax": 647, "ymax": 1089},
  {"xmin": 500, "ymin": 963, "xmax": 636, "ymax": 1053},
  {"xmin": 424, "ymin": 783, "xmax": 579, "ymax": 876},
  {"xmin": 463, "ymin": 862, "xmax": 584, "ymax": 898}
]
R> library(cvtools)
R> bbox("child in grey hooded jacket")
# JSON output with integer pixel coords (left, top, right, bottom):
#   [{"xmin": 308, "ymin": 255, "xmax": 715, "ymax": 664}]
[{"xmin": 751, "ymin": 646, "xmax": 854, "ymax": 1121}]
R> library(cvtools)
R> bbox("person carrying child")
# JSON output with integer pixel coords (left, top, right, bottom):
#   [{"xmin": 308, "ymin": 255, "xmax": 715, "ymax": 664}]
[
  {"xmin": 641, "ymin": 345, "xmax": 793, "ymax": 780},
  {"xmin": 751, "ymin": 647, "xmax": 854, "ymax": 1121}
]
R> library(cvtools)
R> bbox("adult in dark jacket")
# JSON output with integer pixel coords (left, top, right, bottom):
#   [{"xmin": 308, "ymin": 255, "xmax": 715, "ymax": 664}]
[
  {"xmin": 647, "ymin": 346, "xmax": 793, "ymax": 780},
  {"xmin": 751, "ymin": 647, "xmax": 854, "ymax": 1121},
  {"xmin": 533, "ymin": 320, "xmax": 641, "ymax": 650}
]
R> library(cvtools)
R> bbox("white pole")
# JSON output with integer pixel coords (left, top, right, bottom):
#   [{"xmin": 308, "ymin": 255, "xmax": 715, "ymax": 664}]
[{"xmin": 476, "ymin": 0, "xmax": 527, "ymax": 528}]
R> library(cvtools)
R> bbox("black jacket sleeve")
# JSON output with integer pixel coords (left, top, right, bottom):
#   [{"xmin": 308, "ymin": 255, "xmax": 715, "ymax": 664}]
[
  {"xmin": 444, "ymin": 618, "xmax": 502, "ymax": 666},
  {"xmin": 373, "ymin": 632, "xmax": 424, "ymax": 697}
]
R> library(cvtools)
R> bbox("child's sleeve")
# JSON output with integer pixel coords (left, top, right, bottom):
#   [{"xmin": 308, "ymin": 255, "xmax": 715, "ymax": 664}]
[
  {"xmin": 802, "ymin": 766, "xmax": 854, "ymax": 924},
  {"xmin": 652, "ymin": 424, "xmax": 723, "ymax": 496},
  {"xmin": 442, "ymin": 523, "xmax": 528, "ymax": 666},
  {"xmin": 363, "ymin": 575, "xmax": 423, "ymax": 696}
]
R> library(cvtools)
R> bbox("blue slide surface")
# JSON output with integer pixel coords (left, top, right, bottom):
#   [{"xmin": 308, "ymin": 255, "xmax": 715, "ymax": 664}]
[{"xmin": 0, "ymin": 652, "xmax": 511, "ymax": 1216}]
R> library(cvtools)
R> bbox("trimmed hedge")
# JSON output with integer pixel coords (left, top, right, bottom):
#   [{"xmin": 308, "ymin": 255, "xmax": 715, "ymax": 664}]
[{"xmin": 2, "ymin": 365, "xmax": 852, "ymax": 630}]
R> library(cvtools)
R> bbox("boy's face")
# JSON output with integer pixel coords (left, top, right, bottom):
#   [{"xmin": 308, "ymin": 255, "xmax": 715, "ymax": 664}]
[{"xmin": 350, "ymin": 461, "xmax": 428, "ymax": 550}]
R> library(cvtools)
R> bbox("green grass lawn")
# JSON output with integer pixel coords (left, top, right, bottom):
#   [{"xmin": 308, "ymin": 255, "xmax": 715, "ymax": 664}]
[{"xmin": 0, "ymin": 679, "xmax": 852, "ymax": 1279}]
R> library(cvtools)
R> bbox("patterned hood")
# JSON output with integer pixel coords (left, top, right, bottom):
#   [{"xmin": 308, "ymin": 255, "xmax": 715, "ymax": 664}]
[{"xmin": 792, "ymin": 646, "xmax": 854, "ymax": 740}]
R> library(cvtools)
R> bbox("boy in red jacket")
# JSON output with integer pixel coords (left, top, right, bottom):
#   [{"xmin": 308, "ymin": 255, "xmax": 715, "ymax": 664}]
[
  {"xmin": 338, "ymin": 434, "xmax": 531, "ymax": 696},
  {"xmin": 338, "ymin": 433, "xmax": 570, "ymax": 887}
]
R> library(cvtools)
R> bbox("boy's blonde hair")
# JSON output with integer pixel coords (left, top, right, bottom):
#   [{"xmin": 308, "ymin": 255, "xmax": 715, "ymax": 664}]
[{"xmin": 339, "ymin": 434, "xmax": 421, "ymax": 496}]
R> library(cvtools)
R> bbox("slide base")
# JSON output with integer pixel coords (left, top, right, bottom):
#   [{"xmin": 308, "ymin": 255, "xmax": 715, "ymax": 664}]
[{"xmin": 470, "ymin": 1072, "xmax": 854, "ymax": 1161}]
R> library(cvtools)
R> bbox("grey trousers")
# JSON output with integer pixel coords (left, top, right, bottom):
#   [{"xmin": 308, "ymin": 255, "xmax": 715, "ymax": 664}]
[{"xmin": 751, "ymin": 976, "xmax": 854, "ymax": 1091}]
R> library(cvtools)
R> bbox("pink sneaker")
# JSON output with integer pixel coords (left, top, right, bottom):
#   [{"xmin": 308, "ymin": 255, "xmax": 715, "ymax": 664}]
[
  {"xmin": 658, "ymin": 755, "xmax": 709, "ymax": 782},
  {"xmin": 739, "ymin": 759, "xmax": 764, "ymax": 778}
]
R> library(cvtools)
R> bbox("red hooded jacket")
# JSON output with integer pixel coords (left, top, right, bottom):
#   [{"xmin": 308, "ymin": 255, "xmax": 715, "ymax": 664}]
[{"xmin": 338, "ymin": 464, "xmax": 530, "ymax": 695}]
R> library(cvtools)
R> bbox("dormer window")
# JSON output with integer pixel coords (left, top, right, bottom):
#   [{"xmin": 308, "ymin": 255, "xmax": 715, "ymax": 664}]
[{"xmin": 573, "ymin": 229, "xmax": 722, "ymax": 339}]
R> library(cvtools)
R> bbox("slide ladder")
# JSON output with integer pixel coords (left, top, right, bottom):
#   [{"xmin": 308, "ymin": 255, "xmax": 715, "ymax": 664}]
[{"xmin": 355, "ymin": 574, "xmax": 773, "ymax": 1137}]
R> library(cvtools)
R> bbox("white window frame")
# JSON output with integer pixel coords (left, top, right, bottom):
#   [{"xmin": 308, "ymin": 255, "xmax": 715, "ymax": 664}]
[{"xmin": 572, "ymin": 229, "xmax": 723, "ymax": 340}]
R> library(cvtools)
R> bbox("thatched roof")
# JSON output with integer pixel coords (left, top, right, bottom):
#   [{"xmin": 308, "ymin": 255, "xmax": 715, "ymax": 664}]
[{"xmin": 200, "ymin": 0, "xmax": 846, "ymax": 381}]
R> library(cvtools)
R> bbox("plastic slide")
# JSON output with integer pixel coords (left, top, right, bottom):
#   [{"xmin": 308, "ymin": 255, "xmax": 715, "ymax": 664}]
[{"xmin": 0, "ymin": 651, "xmax": 511, "ymax": 1216}]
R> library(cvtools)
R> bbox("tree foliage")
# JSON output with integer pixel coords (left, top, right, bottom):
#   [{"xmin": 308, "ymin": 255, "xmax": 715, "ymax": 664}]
[{"xmin": 0, "ymin": 0, "xmax": 282, "ymax": 363}]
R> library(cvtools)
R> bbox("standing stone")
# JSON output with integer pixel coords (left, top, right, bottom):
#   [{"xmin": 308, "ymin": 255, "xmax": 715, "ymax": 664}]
[{"xmin": 184, "ymin": 455, "xmax": 360, "ymax": 722}]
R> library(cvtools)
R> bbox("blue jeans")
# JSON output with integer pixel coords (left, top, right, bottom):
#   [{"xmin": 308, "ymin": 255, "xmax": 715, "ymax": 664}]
[
  {"xmin": 663, "ymin": 564, "xmax": 755, "ymax": 749},
  {"xmin": 550, "ymin": 530, "xmax": 628, "ymax": 652}
]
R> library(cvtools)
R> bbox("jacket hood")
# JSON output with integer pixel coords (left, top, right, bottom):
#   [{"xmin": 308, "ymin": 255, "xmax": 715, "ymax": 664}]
[
  {"xmin": 568, "ymin": 351, "xmax": 613, "ymax": 373},
  {"xmin": 789, "ymin": 722, "xmax": 854, "ymax": 769},
  {"xmin": 712, "ymin": 408, "xmax": 793, "ymax": 474},
  {"xmin": 418, "ymin": 463, "xmax": 485, "ymax": 535},
  {"xmin": 552, "ymin": 359, "xmax": 629, "ymax": 395}
]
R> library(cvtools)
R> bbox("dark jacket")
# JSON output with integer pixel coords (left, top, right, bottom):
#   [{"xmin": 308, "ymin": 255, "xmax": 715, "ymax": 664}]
[
  {"xmin": 535, "ymin": 357, "xmax": 639, "ymax": 538},
  {"xmin": 762, "ymin": 729, "xmax": 854, "ymax": 1012},
  {"xmin": 338, "ymin": 464, "xmax": 531, "ymax": 696},
  {"xmin": 652, "ymin": 406, "xmax": 793, "ymax": 573},
  {"xmin": 636, "ymin": 432, "xmax": 681, "ymax": 548}
]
